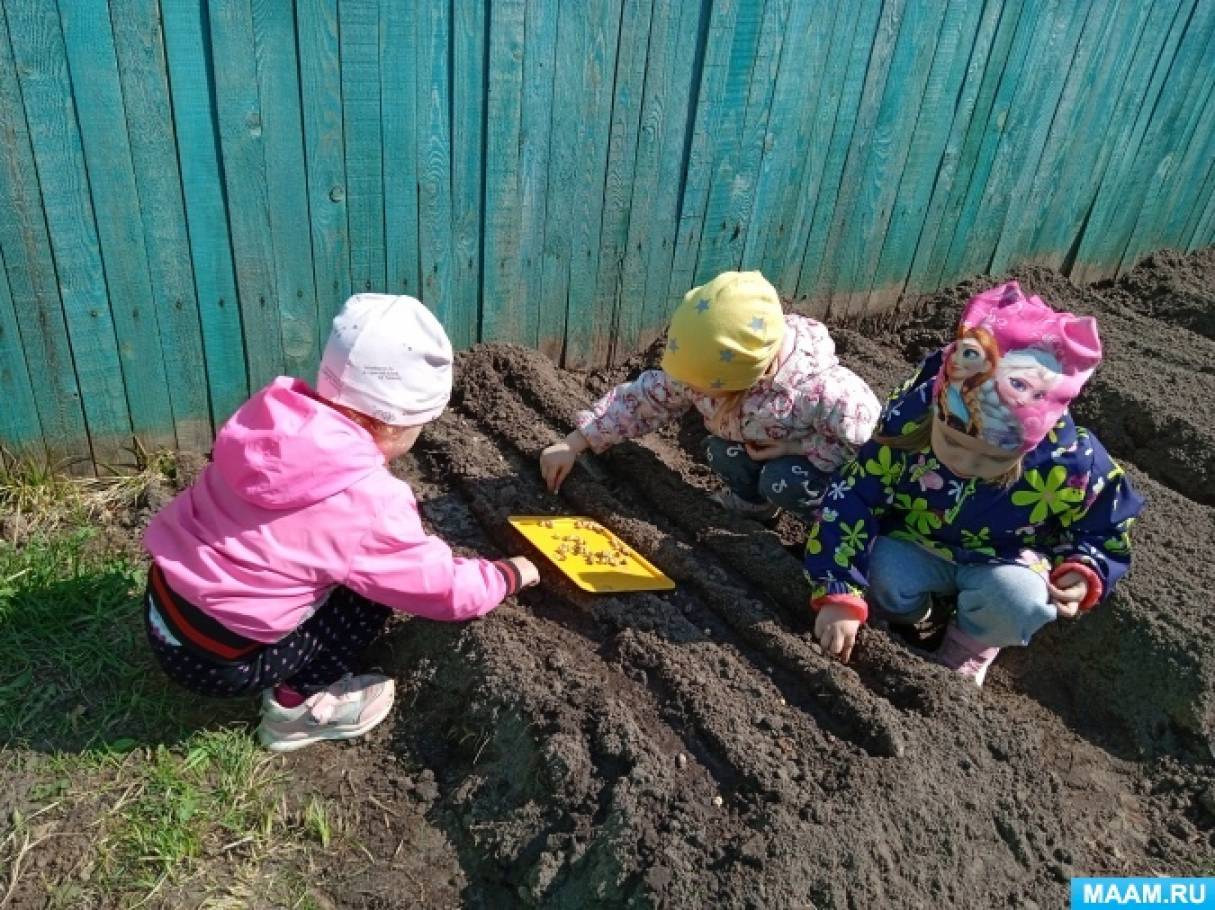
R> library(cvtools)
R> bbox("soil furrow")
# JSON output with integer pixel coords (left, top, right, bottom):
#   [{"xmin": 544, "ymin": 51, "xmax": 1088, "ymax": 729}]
[
  {"xmin": 445, "ymin": 358, "xmax": 912, "ymax": 757},
  {"xmin": 1111, "ymin": 248, "xmax": 1215, "ymax": 341},
  {"xmin": 391, "ymin": 454, "xmax": 737, "ymax": 906},
  {"xmin": 416, "ymin": 407, "xmax": 912, "ymax": 768},
  {"xmin": 323, "ymin": 252, "xmax": 1215, "ymax": 906}
]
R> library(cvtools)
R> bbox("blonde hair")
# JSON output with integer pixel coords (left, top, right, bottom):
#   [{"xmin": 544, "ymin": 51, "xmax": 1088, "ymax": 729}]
[
  {"xmin": 705, "ymin": 389, "xmax": 749, "ymax": 437},
  {"xmin": 325, "ymin": 399, "xmax": 411, "ymax": 444},
  {"xmin": 702, "ymin": 353, "xmax": 779, "ymax": 438}
]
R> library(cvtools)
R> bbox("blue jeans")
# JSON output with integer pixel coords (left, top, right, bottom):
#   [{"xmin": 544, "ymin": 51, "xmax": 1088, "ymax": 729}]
[
  {"xmin": 703, "ymin": 436, "xmax": 830, "ymax": 521},
  {"xmin": 867, "ymin": 535, "xmax": 1056, "ymax": 648}
]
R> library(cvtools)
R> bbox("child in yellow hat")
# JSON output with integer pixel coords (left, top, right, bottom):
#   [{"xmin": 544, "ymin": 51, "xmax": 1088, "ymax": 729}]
[{"xmin": 540, "ymin": 271, "xmax": 881, "ymax": 521}]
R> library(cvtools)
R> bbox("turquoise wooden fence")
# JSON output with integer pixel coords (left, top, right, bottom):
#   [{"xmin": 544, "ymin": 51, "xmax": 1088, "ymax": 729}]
[{"xmin": 1, "ymin": 0, "xmax": 1213, "ymax": 468}]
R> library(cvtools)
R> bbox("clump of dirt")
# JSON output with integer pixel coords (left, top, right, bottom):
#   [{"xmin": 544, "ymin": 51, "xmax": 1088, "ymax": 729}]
[{"xmin": 327, "ymin": 248, "xmax": 1215, "ymax": 908}]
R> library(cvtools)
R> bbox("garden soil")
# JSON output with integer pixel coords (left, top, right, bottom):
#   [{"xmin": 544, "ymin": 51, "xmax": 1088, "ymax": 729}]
[{"xmin": 25, "ymin": 253, "xmax": 1215, "ymax": 908}]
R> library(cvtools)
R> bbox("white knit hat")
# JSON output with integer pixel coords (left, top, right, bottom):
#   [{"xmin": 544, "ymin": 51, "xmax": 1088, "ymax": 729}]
[{"xmin": 316, "ymin": 294, "xmax": 453, "ymax": 426}]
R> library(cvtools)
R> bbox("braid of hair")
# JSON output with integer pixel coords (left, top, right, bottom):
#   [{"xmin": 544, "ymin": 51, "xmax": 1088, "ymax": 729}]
[{"xmin": 962, "ymin": 380, "xmax": 986, "ymax": 434}]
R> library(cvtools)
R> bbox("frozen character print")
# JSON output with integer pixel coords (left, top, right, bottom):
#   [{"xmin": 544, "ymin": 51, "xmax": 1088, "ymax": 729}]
[{"xmin": 938, "ymin": 326, "xmax": 999, "ymax": 433}]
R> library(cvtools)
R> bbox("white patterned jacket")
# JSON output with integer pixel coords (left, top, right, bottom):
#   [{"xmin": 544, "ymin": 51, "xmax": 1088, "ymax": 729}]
[{"xmin": 576, "ymin": 314, "xmax": 881, "ymax": 473}]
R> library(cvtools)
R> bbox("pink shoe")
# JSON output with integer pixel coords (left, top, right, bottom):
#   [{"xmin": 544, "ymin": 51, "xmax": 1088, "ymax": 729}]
[
  {"xmin": 257, "ymin": 674, "xmax": 395, "ymax": 752},
  {"xmin": 935, "ymin": 624, "xmax": 1000, "ymax": 687}
]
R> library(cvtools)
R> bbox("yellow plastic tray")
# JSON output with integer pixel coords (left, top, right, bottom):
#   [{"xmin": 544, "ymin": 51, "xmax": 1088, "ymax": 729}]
[{"xmin": 507, "ymin": 515, "xmax": 675, "ymax": 594}]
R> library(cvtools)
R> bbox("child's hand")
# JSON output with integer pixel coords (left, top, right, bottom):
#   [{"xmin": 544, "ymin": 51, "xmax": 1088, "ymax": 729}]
[
  {"xmin": 508, "ymin": 556, "xmax": 540, "ymax": 589},
  {"xmin": 813, "ymin": 603, "xmax": 862, "ymax": 662},
  {"xmin": 540, "ymin": 431, "xmax": 589, "ymax": 492},
  {"xmin": 744, "ymin": 439, "xmax": 801, "ymax": 461},
  {"xmin": 1047, "ymin": 570, "xmax": 1087, "ymax": 619}
]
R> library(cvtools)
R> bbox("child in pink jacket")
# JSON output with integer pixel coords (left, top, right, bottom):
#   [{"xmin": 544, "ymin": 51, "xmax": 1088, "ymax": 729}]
[
  {"xmin": 541, "ymin": 271, "xmax": 880, "ymax": 521},
  {"xmin": 144, "ymin": 294, "xmax": 539, "ymax": 752}
]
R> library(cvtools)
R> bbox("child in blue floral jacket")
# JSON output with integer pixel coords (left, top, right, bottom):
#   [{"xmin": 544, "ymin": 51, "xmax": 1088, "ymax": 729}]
[{"xmin": 805, "ymin": 282, "xmax": 1144, "ymax": 685}]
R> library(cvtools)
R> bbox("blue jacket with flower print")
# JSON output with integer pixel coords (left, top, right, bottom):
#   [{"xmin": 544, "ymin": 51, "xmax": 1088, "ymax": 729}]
[{"xmin": 803, "ymin": 351, "xmax": 1144, "ymax": 604}]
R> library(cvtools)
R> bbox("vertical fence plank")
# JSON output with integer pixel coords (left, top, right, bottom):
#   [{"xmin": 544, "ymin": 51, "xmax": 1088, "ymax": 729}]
[
  {"xmin": 1108, "ymin": 0, "xmax": 1214, "ymax": 276},
  {"xmin": 1069, "ymin": 0, "xmax": 1194, "ymax": 280},
  {"xmin": 250, "ymin": 0, "xmax": 319, "ymax": 375},
  {"xmin": 830, "ymin": 0, "xmax": 950, "ymax": 318},
  {"xmin": 1022, "ymin": 0, "xmax": 1156, "ymax": 272},
  {"xmin": 931, "ymin": 0, "xmax": 1041, "ymax": 286},
  {"xmin": 867, "ymin": 0, "xmax": 989, "ymax": 310},
  {"xmin": 416, "ymin": 0, "xmax": 455, "ymax": 332},
  {"xmin": 7, "ymin": 0, "xmax": 132, "ymax": 465},
  {"xmin": 58, "ymin": 0, "xmax": 177, "ymax": 453},
  {"xmin": 559, "ymin": 0, "xmax": 623, "ymax": 369},
  {"xmin": 1117, "ymin": 14, "xmax": 1215, "ymax": 273},
  {"xmin": 770, "ymin": 1, "xmax": 853, "ymax": 300},
  {"xmin": 209, "ymin": 0, "xmax": 283, "ymax": 389},
  {"xmin": 981, "ymin": 0, "xmax": 1094, "ymax": 277},
  {"xmin": 381, "ymin": 0, "xmax": 420, "ymax": 299},
  {"xmin": 947, "ymin": 0, "xmax": 1086, "ymax": 280},
  {"xmin": 298, "ymin": 0, "xmax": 351, "ymax": 339},
  {"xmin": 668, "ymin": 0, "xmax": 750, "ymax": 309},
  {"xmin": 1190, "ymin": 178, "xmax": 1215, "ymax": 250},
  {"xmin": 902, "ymin": 0, "xmax": 1018, "ymax": 300},
  {"xmin": 795, "ymin": 0, "xmax": 883, "ymax": 300},
  {"xmin": 110, "ymin": 0, "xmax": 212, "ymax": 450},
  {"xmin": 1180, "ymin": 123, "xmax": 1215, "ymax": 251},
  {"xmin": 595, "ymin": 0, "xmax": 654, "ymax": 365},
  {"xmin": 340, "ymin": 0, "xmax": 386, "ymax": 300},
  {"xmin": 746, "ymin": 0, "xmax": 833, "ymax": 285},
  {"xmin": 0, "ymin": 2, "xmax": 87, "ymax": 465},
  {"xmin": 694, "ymin": 0, "xmax": 788, "ymax": 283},
  {"xmin": 161, "ymin": 0, "xmax": 248, "ymax": 427},
  {"xmin": 517, "ymin": 0, "xmax": 558, "ymax": 350},
  {"xmin": 481, "ymin": 0, "xmax": 527, "ymax": 343},
  {"xmin": 987, "ymin": 0, "xmax": 1125, "ymax": 270},
  {"xmin": 1162, "ymin": 87, "xmax": 1215, "ymax": 250},
  {"xmin": 627, "ymin": 0, "xmax": 704, "ymax": 350},
  {"xmin": 452, "ymin": 0, "xmax": 485, "ymax": 348},
  {"xmin": 815, "ymin": 0, "xmax": 911, "ymax": 314},
  {"xmin": 538, "ymin": 0, "xmax": 582, "ymax": 358},
  {"xmin": 0, "ymin": 245, "xmax": 44, "ymax": 458}
]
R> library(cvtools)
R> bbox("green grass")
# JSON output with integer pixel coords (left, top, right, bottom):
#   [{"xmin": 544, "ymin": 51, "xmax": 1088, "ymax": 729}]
[
  {"xmin": 0, "ymin": 519, "xmax": 345, "ymax": 906},
  {"xmin": 0, "ymin": 530, "xmax": 189, "ymax": 750}
]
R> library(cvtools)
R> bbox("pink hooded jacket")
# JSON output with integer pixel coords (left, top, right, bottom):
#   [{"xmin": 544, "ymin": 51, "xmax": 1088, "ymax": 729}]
[{"xmin": 143, "ymin": 377, "xmax": 511, "ymax": 643}]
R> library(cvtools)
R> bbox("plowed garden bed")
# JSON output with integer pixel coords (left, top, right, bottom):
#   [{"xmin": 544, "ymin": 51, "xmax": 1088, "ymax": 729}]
[{"xmin": 5, "ymin": 249, "xmax": 1215, "ymax": 908}]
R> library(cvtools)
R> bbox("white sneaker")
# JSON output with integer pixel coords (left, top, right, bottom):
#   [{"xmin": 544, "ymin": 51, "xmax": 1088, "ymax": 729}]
[
  {"xmin": 711, "ymin": 488, "xmax": 780, "ymax": 522},
  {"xmin": 257, "ymin": 674, "xmax": 395, "ymax": 752}
]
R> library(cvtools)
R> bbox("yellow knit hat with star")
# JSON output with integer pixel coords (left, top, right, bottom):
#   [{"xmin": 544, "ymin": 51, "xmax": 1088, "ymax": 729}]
[{"xmin": 661, "ymin": 271, "xmax": 785, "ymax": 391}]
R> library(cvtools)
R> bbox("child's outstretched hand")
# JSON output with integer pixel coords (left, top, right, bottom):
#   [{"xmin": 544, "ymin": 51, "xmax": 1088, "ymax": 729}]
[
  {"xmin": 508, "ymin": 556, "xmax": 541, "ymax": 589},
  {"xmin": 814, "ymin": 602, "xmax": 862, "ymax": 663},
  {"xmin": 1047, "ymin": 570, "xmax": 1087, "ymax": 619},
  {"xmin": 540, "ymin": 431, "xmax": 589, "ymax": 492},
  {"xmin": 744, "ymin": 439, "xmax": 801, "ymax": 461}
]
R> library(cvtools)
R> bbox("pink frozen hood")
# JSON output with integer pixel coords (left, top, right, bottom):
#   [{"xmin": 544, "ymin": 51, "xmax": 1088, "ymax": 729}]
[
  {"xmin": 933, "ymin": 281, "xmax": 1102, "ymax": 453},
  {"xmin": 211, "ymin": 377, "xmax": 385, "ymax": 510}
]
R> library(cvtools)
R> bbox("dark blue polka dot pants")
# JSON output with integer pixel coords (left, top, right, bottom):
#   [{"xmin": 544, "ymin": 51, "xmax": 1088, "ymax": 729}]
[
  {"xmin": 703, "ymin": 435, "xmax": 831, "ymax": 521},
  {"xmin": 146, "ymin": 587, "xmax": 392, "ymax": 698}
]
